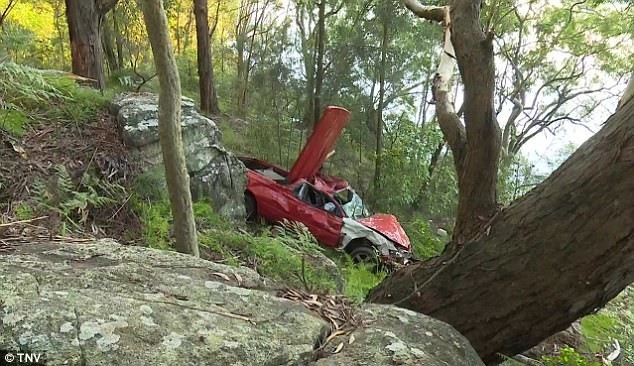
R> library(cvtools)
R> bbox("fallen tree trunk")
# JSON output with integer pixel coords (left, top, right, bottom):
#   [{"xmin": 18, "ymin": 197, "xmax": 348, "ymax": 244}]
[{"xmin": 368, "ymin": 98, "xmax": 634, "ymax": 364}]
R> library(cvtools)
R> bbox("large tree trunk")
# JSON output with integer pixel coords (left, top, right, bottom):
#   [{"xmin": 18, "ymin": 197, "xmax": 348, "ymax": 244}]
[
  {"xmin": 194, "ymin": 0, "xmax": 220, "ymax": 115},
  {"xmin": 368, "ymin": 97, "xmax": 634, "ymax": 363},
  {"xmin": 65, "ymin": 0, "xmax": 117, "ymax": 90},
  {"xmin": 140, "ymin": 0, "xmax": 199, "ymax": 257}
]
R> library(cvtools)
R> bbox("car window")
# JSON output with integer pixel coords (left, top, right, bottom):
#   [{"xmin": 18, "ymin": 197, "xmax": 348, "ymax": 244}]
[
  {"xmin": 294, "ymin": 183, "xmax": 344, "ymax": 217},
  {"xmin": 335, "ymin": 189, "xmax": 370, "ymax": 219}
]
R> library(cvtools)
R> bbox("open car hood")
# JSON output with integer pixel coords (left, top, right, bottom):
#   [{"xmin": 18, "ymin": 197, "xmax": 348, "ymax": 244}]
[
  {"xmin": 356, "ymin": 214, "xmax": 411, "ymax": 250},
  {"xmin": 288, "ymin": 106, "xmax": 351, "ymax": 182}
]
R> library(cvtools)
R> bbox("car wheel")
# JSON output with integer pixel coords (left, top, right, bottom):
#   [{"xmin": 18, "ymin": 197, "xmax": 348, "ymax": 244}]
[
  {"xmin": 349, "ymin": 244, "xmax": 379, "ymax": 265},
  {"xmin": 244, "ymin": 192, "xmax": 257, "ymax": 222}
]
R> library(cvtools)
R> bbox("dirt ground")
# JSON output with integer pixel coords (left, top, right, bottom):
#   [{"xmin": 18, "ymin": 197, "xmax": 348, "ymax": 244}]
[{"xmin": 0, "ymin": 111, "xmax": 141, "ymax": 241}]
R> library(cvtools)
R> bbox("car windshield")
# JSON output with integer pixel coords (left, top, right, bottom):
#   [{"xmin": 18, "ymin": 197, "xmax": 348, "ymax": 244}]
[{"xmin": 335, "ymin": 189, "xmax": 370, "ymax": 219}]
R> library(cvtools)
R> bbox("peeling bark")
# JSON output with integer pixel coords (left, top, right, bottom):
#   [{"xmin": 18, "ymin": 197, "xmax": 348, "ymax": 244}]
[{"xmin": 404, "ymin": 0, "xmax": 499, "ymax": 240}]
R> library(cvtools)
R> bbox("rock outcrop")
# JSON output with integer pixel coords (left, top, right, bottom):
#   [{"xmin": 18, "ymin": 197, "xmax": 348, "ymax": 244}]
[
  {"xmin": 109, "ymin": 93, "xmax": 246, "ymax": 219},
  {"xmin": 0, "ymin": 239, "xmax": 484, "ymax": 366}
]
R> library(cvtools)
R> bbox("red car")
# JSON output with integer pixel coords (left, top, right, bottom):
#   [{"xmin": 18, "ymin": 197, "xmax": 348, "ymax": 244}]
[{"xmin": 239, "ymin": 106, "xmax": 412, "ymax": 265}]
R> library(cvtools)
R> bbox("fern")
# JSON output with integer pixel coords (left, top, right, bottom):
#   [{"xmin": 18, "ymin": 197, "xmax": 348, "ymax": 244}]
[
  {"xmin": 273, "ymin": 219, "xmax": 325, "ymax": 256},
  {"xmin": 31, "ymin": 164, "xmax": 126, "ymax": 232},
  {"xmin": 0, "ymin": 62, "xmax": 109, "ymax": 135}
]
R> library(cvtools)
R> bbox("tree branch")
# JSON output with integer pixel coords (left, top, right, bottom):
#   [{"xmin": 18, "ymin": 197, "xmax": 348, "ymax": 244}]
[
  {"xmin": 403, "ymin": 0, "xmax": 446, "ymax": 23},
  {"xmin": 0, "ymin": 0, "xmax": 17, "ymax": 27},
  {"xmin": 431, "ymin": 8, "xmax": 466, "ymax": 168}
]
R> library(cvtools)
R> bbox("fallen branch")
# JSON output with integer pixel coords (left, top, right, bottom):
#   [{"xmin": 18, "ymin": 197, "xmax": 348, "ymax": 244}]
[{"xmin": 0, "ymin": 216, "xmax": 48, "ymax": 228}]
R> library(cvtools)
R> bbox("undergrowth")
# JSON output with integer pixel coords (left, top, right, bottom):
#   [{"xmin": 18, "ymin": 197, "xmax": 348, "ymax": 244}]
[
  {"xmin": 0, "ymin": 62, "xmax": 110, "ymax": 136},
  {"xmin": 130, "ymin": 181, "xmax": 387, "ymax": 300},
  {"xmin": 26, "ymin": 164, "xmax": 126, "ymax": 234}
]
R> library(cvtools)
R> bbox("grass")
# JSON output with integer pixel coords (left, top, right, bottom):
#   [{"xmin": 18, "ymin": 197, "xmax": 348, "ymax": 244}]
[{"xmin": 130, "ymin": 182, "xmax": 387, "ymax": 300}]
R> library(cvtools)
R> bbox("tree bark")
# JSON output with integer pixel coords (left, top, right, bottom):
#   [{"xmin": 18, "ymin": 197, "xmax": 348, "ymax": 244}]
[
  {"xmin": 102, "ymin": 11, "xmax": 119, "ymax": 73},
  {"xmin": 450, "ymin": 0, "xmax": 500, "ymax": 240},
  {"xmin": 65, "ymin": 0, "xmax": 117, "ymax": 90},
  {"xmin": 403, "ymin": 0, "xmax": 499, "ymax": 241},
  {"xmin": 312, "ymin": 0, "xmax": 326, "ymax": 128},
  {"xmin": 140, "ymin": 0, "xmax": 199, "ymax": 257},
  {"xmin": 619, "ymin": 72, "xmax": 633, "ymax": 110},
  {"xmin": 194, "ymin": 0, "xmax": 220, "ymax": 115},
  {"xmin": 373, "ymin": 17, "xmax": 389, "ymax": 195},
  {"xmin": 113, "ymin": 7, "xmax": 124, "ymax": 70},
  {"xmin": 368, "ymin": 98, "xmax": 634, "ymax": 364}
]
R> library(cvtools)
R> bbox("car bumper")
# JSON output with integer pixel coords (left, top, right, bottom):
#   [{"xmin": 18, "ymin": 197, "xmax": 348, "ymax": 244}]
[{"xmin": 381, "ymin": 248, "xmax": 415, "ymax": 266}]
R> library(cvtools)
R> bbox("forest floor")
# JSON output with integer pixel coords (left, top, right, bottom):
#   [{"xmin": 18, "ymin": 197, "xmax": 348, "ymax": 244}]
[{"xmin": 0, "ymin": 111, "xmax": 141, "ymax": 241}]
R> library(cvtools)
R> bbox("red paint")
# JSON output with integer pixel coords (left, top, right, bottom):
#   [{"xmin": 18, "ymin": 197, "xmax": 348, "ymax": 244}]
[
  {"xmin": 357, "ymin": 214, "xmax": 410, "ymax": 250},
  {"xmin": 240, "ymin": 106, "xmax": 411, "ymax": 258},
  {"xmin": 288, "ymin": 107, "xmax": 351, "ymax": 182}
]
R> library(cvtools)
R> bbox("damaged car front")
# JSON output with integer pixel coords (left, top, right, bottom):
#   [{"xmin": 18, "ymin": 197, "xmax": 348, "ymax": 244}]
[{"xmin": 334, "ymin": 187, "xmax": 413, "ymax": 266}]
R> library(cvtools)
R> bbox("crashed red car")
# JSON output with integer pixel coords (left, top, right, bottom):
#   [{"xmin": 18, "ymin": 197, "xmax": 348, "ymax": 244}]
[{"xmin": 239, "ymin": 106, "xmax": 412, "ymax": 265}]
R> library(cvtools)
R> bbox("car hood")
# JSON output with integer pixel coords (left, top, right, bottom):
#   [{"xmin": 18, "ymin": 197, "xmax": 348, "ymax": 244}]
[
  {"xmin": 288, "ymin": 106, "xmax": 351, "ymax": 182},
  {"xmin": 356, "ymin": 214, "xmax": 411, "ymax": 250}
]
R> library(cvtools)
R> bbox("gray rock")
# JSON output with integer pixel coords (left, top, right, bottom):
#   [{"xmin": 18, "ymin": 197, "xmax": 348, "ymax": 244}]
[
  {"xmin": 110, "ymin": 93, "xmax": 246, "ymax": 219},
  {"xmin": 1, "ymin": 239, "xmax": 484, "ymax": 366},
  {"xmin": 312, "ymin": 305, "xmax": 485, "ymax": 366},
  {"xmin": 0, "ymin": 239, "xmax": 321, "ymax": 366}
]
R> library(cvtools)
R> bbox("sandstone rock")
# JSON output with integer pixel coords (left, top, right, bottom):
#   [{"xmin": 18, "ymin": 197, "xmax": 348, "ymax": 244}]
[
  {"xmin": 312, "ymin": 305, "xmax": 485, "ymax": 366},
  {"xmin": 109, "ymin": 93, "xmax": 246, "ymax": 219},
  {"xmin": 0, "ymin": 239, "xmax": 484, "ymax": 366}
]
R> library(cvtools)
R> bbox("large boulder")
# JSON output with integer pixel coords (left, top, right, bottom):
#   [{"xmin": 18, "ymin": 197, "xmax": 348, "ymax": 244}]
[
  {"xmin": 109, "ymin": 93, "xmax": 246, "ymax": 219},
  {"xmin": 0, "ymin": 239, "xmax": 485, "ymax": 366}
]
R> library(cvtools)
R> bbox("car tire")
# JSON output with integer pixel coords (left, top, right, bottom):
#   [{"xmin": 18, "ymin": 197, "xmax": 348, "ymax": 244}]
[
  {"xmin": 244, "ymin": 192, "xmax": 257, "ymax": 222},
  {"xmin": 349, "ymin": 244, "xmax": 379, "ymax": 266}
]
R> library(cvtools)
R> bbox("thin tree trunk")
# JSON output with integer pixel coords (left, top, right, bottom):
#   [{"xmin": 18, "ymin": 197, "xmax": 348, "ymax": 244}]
[
  {"xmin": 413, "ymin": 141, "xmax": 444, "ymax": 209},
  {"xmin": 113, "ymin": 6, "xmax": 124, "ymax": 69},
  {"xmin": 194, "ymin": 0, "xmax": 220, "ymax": 115},
  {"xmin": 312, "ymin": 0, "xmax": 326, "ymax": 128},
  {"xmin": 0, "ymin": 0, "xmax": 17, "ymax": 29},
  {"xmin": 102, "ymin": 12, "xmax": 119, "ymax": 73},
  {"xmin": 140, "ymin": 0, "xmax": 199, "ymax": 257},
  {"xmin": 373, "ymin": 17, "xmax": 388, "ymax": 195},
  {"xmin": 368, "ymin": 99, "xmax": 634, "ymax": 363},
  {"xmin": 52, "ymin": 1, "xmax": 68, "ymax": 70},
  {"xmin": 235, "ymin": 0, "xmax": 251, "ymax": 116}
]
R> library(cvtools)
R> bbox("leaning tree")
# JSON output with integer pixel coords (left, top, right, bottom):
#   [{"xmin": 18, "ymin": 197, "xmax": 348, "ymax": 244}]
[{"xmin": 368, "ymin": 0, "xmax": 633, "ymax": 364}]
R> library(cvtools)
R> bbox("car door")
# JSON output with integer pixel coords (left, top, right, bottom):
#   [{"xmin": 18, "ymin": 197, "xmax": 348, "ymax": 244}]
[{"xmin": 290, "ymin": 183, "xmax": 344, "ymax": 247}]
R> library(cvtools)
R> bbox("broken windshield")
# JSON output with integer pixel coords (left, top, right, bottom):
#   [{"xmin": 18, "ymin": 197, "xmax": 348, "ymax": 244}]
[{"xmin": 335, "ymin": 188, "xmax": 370, "ymax": 219}]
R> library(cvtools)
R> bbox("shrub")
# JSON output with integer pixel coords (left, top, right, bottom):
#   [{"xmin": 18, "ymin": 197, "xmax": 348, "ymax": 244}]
[
  {"xmin": 542, "ymin": 347, "xmax": 601, "ymax": 366},
  {"xmin": 403, "ymin": 217, "xmax": 447, "ymax": 259}
]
